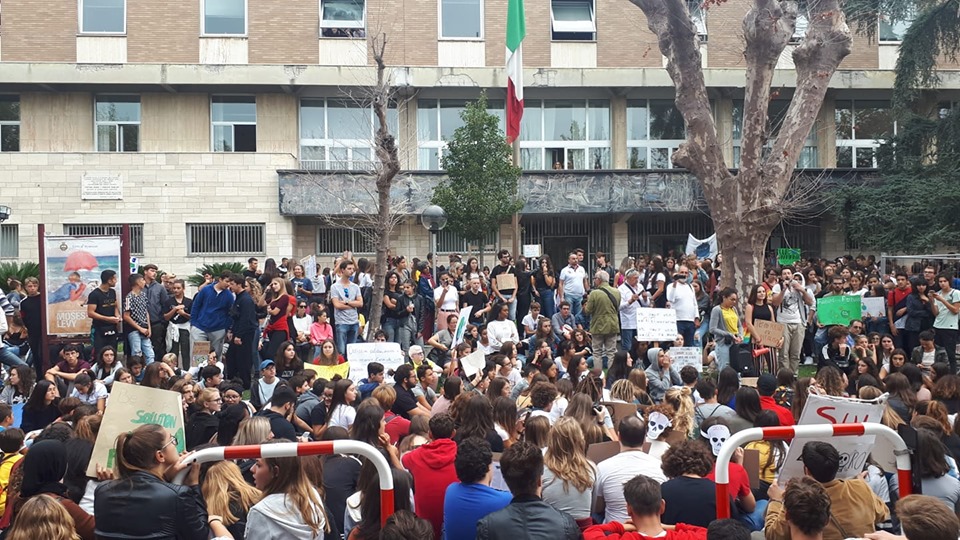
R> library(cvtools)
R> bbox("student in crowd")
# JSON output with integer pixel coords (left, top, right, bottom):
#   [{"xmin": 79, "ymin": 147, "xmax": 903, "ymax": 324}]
[
  {"xmin": 247, "ymin": 441, "xmax": 329, "ymax": 539},
  {"xmin": 442, "ymin": 436, "xmax": 512, "ymax": 540},
  {"xmin": 584, "ymin": 474, "xmax": 708, "ymax": 540}
]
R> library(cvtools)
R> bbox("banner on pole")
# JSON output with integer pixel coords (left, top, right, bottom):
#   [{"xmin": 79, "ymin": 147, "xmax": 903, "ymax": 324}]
[
  {"xmin": 817, "ymin": 296, "xmax": 863, "ymax": 326},
  {"xmin": 778, "ymin": 393, "xmax": 886, "ymax": 482},
  {"xmin": 88, "ymin": 382, "xmax": 185, "ymax": 476},
  {"xmin": 685, "ymin": 234, "xmax": 718, "ymax": 260},
  {"xmin": 636, "ymin": 308, "xmax": 679, "ymax": 341},
  {"xmin": 44, "ymin": 235, "xmax": 122, "ymax": 336},
  {"xmin": 452, "ymin": 306, "xmax": 472, "ymax": 347},
  {"xmin": 669, "ymin": 347, "xmax": 702, "ymax": 372},
  {"xmin": 346, "ymin": 342, "xmax": 405, "ymax": 382}
]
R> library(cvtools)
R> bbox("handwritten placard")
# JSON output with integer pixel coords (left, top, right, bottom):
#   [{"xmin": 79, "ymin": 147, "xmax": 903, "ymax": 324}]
[
  {"xmin": 636, "ymin": 308, "xmax": 679, "ymax": 341},
  {"xmin": 752, "ymin": 319, "xmax": 785, "ymax": 346},
  {"xmin": 304, "ymin": 362, "xmax": 351, "ymax": 381},
  {"xmin": 87, "ymin": 382, "xmax": 185, "ymax": 476},
  {"xmin": 669, "ymin": 347, "xmax": 702, "ymax": 373},
  {"xmin": 817, "ymin": 296, "xmax": 863, "ymax": 326},
  {"xmin": 460, "ymin": 350, "xmax": 487, "ymax": 379},
  {"xmin": 861, "ymin": 297, "xmax": 885, "ymax": 318},
  {"xmin": 346, "ymin": 342, "xmax": 405, "ymax": 383},
  {"xmin": 192, "ymin": 340, "xmax": 210, "ymax": 367}
]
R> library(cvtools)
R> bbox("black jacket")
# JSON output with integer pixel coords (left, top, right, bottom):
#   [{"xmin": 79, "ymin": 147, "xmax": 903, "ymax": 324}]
[
  {"xmin": 230, "ymin": 290, "xmax": 258, "ymax": 338},
  {"xmin": 184, "ymin": 410, "xmax": 219, "ymax": 450},
  {"xmin": 94, "ymin": 471, "xmax": 208, "ymax": 540},
  {"xmin": 476, "ymin": 495, "xmax": 581, "ymax": 540}
]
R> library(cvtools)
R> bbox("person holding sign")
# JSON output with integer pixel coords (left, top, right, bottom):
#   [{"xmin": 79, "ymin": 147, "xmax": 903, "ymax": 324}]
[
  {"xmin": 490, "ymin": 250, "xmax": 518, "ymax": 322},
  {"xmin": 93, "ymin": 424, "xmax": 210, "ymax": 540}
]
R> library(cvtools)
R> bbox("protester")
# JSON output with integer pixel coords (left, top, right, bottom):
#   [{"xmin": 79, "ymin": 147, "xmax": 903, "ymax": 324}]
[
  {"xmin": 443, "ymin": 437, "xmax": 511, "ymax": 540},
  {"xmin": 247, "ymin": 441, "xmax": 329, "ymax": 539}
]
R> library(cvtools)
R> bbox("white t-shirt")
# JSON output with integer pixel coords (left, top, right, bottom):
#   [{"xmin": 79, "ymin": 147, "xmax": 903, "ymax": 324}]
[
  {"xmin": 522, "ymin": 314, "xmax": 538, "ymax": 334},
  {"xmin": 328, "ymin": 404, "xmax": 357, "ymax": 429},
  {"xmin": 70, "ymin": 381, "xmax": 108, "ymax": 405},
  {"xmin": 618, "ymin": 282, "xmax": 645, "ymax": 330},
  {"xmin": 772, "ymin": 283, "xmax": 805, "ymax": 325},
  {"xmin": 434, "ymin": 286, "xmax": 459, "ymax": 311},
  {"xmin": 666, "ymin": 282, "xmax": 698, "ymax": 322},
  {"xmin": 487, "ymin": 319, "xmax": 520, "ymax": 349},
  {"xmin": 595, "ymin": 450, "xmax": 667, "ymax": 524},
  {"xmin": 560, "ymin": 265, "xmax": 587, "ymax": 296}
]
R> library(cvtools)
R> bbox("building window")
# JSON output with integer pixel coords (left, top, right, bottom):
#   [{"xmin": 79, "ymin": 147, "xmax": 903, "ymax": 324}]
[
  {"xmin": 202, "ymin": 0, "xmax": 246, "ymax": 35},
  {"xmin": 80, "ymin": 0, "xmax": 126, "ymax": 33},
  {"xmin": 626, "ymin": 99, "xmax": 685, "ymax": 169},
  {"xmin": 732, "ymin": 100, "xmax": 818, "ymax": 168},
  {"xmin": 212, "ymin": 96, "xmax": 256, "ymax": 152},
  {"xmin": 790, "ymin": 0, "xmax": 809, "ymax": 43},
  {"xmin": 299, "ymin": 98, "xmax": 398, "ymax": 170},
  {"xmin": 0, "ymin": 225, "xmax": 18, "ymax": 259},
  {"xmin": 519, "ymin": 99, "xmax": 610, "ymax": 170},
  {"xmin": 64, "ymin": 224, "xmax": 144, "ymax": 255},
  {"xmin": 835, "ymin": 100, "xmax": 895, "ymax": 168},
  {"xmin": 417, "ymin": 99, "xmax": 504, "ymax": 170},
  {"xmin": 879, "ymin": 10, "xmax": 913, "ymax": 42},
  {"xmin": 187, "ymin": 223, "xmax": 264, "ymax": 256},
  {"xmin": 687, "ymin": 0, "xmax": 707, "ymax": 41},
  {"xmin": 550, "ymin": 0, "xmax": 595, "ymax": 41},
  {"xmin": 316, "ymin": 227, "xmax": 374, "ymax": 255},
  {"xmin": 0, "ymin": 96, "xmax": 19, "ymax": 153},
  {"xmin": 440, "ymin": 0, "xmax": 482, "ymax": 39},
  {"xmin": 320, "ymin": 0, "xmax": 366, "ymax": 38},
  {"xmin": 436, "ymin": 229, "xmax": 498, "ymax": 254},
  {"xmin": 95, "ymin": 95, "xmax": 140, "ymax": 152}
]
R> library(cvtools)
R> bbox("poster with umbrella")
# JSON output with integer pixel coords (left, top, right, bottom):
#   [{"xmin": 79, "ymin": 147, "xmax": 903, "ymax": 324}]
[{"xmin": 44, "ymin": 236, "xmax": 121, "ymax": 336}]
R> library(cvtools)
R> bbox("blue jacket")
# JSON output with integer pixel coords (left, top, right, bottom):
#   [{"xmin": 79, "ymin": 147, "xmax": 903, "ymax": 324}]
[
  {"xmin": 190, "ymin": 285, "xmax": 235, "ymax": 332},
  {"xmin": 230, "ymin": 290, "xmax": 258, "ymax": 337}
]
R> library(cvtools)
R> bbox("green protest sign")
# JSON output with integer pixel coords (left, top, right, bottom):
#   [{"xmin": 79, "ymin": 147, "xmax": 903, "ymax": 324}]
[
  {"xmin": 777, "ymin": 248, "xmax": 801, "ymax": 266},
  {"xmin": 817, "ymin": 296, "xmax": 862, "ymax": 326}
]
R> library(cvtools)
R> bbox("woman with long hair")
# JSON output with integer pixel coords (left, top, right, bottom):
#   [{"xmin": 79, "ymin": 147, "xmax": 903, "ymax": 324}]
[
  {"xmin": 645, "ymin": 257, "xmax": 667, "ymax": 309},
  {"xmin": 664, "ymin": 386, "xmax": 695, "ymax": 439},
  {"xmin": 933, "ymin": 374, "xmax": 960, "ymax": 415},
  {"xmin": 542, "ymin": 417, "xmax": 597, "ymax": 528},
  {"xmin": 563, "ymin": 393, "xmax": 609, "ymax": 445},
  {"xmin": 605, "ymin": 351, "xmax": 633, "ymax": 389},
  {"xmin": 312, "ymin": 339, "xmax": 344, "ymax": 367},
  {"xmin": 532, "ymin": 255, "xmax": 557, "ymax": 318},
  {"xmin": 731, "ymin": 386, "xmax": 761, "ymax": 433},
  {"xmin": 744, "ymin": 284, "xmax": 778, "ymax": 348},
  {"xmin": 522, "ymin": 415, "xmax": 551, "ymax": 449},
  {"xmin": 347, "ymin": 461, "xmax": 414, "ymax": 540},
  {"xmin": 7, "ymin": 494, "xmax": 81, "ymax": 540},
  {"xmin": 0, "ymin": 365, "xmax": 35, "ymax": 405},
  {"xmin": 12, "ymin": 441, "xmax": 94, "ymax": 540},
  {"xmin": 201, "ymin": 461, "xmax": 261, "ymax": 540},
  {"xmin": 170, "ymin": 379, "xmax": 199, "ymax": 418},
  {"xmin": 904, "ymin": 278, "xmax": 933, "ymax": 354},
  {"xmin": 912, "ymin": 427, "xmax": 960, "ymax": 512},
  {"xmin": 262, "ymin": 277, "xmax": 296, "ymax": 361},
  {"xmin": 139, "ymin": 362, "xmax": 172, "ymax": 389},
  {"xmin": 21, "ymin": 380, "xmax": 60, "ymax": 433},
  {"xmin": 716, "ymin": 367, "xmax": 740, "ymax": 409},
  {"xmin": 886, "ymin": 372, "xmax": 917, "ymax": 423},
  {"xmin": 185, "ymin": 388, "xmax": 221, "ymax": 450},
  {"xmin": 381, "ymin": 271, "xmax": 404, "ymax": 343},
  {"xmin": 248, "ymin": 441, "xmax": 329, "ymax": 539},
  {"xmin": 274, "ymin": 340, "xmax": 305, "ymax": 379},
  {"xmin": 492, "ymin": 396, "xmax": 519, "ymax": 448},
  {"xmin": 814, "ymin": 365, "xmax": 845, "ymax": 397},
  {"xmin": 454, "ymin": 393, "xmax": 503, "ymax": 452},
  {"xmin": 743, "ymin": 410, "xmax": 787, "ymax": 498},
  {"xmin": 626, "ymin": 370, "xmax": 654, "ymax": 407},
  {"xmin": 91, "ymin": 347, "xmax": 122, "ymax": 389},
  {"xmin": 326, "ymin": 379, "xmax": 358, "ymax": 430},
  {"xmin": 93, "ymin": 424, "xmax": 208, "ymax": 540},
  {"xmin": 709, "ymin": 288, "xmax": 744, "ymax": 371},
  {"xmin": 350, "ymin": 401, "xmax": 402, "ymax": 470},
  {"xmin": 485, "ymin": 376, "xmax": 511, "ymax": 401},
  {"xmin": 558, "ymin": 340, "xmax": 586, "ymax": 384},
  {"xmin": 879, "ymin": 347, "xmax": 908, "ymax": 380}
]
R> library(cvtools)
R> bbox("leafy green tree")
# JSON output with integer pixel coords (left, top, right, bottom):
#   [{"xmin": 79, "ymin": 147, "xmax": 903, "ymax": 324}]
[{"xmin": 431, "ymin": 94, "xmax": 523, "ymax": 261}]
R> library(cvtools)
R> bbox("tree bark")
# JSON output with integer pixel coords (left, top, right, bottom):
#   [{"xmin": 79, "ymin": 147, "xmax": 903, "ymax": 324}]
[
  {"xmin": 627, "ymin": 0, "xmax": 851, "ymax": 291},
  {"xmin": 368, "ymin": 34, "xmax": 401, "ymax": 334}
]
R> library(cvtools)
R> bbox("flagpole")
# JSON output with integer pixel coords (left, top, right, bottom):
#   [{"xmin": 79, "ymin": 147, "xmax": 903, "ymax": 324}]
[{"xmin": 512, "ymin": 140, "xmax": 520, "ymax": 260}]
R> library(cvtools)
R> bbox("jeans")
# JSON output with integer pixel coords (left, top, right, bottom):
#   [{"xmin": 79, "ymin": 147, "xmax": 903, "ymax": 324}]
[
  {"xmin": 780, "ymin": 322, "xmax": 805, "ymax": 373},
  {"xmin": 676, "ymin": 320, "xmax": 696, "ymax": 348},
  {"xmin": 336, "ymin": 323, "xmax": 360, "ymax": 359},
  {"xmin": 697, "ymin": 320, "xmax": 710, "ymax": 347},
  {"xmin": 502, "ymin": 293, "xmax": 517, "ymax": 321},
  {"xmin": 536, "ymin": 289, "xmax": 556, "ymax": 319},
  {"xmin": 936, "ymin": 328, "xmax": 959, "ymax": 373},
  {"xmin": 716, "ymin": 341, "xmax": 732, "ymax": 372},
  {"xmin": 0, "ymin": 347, "xmax": 25, "ymax": 368},
  {"xmin": 621, "ymin": 329, "xmax": 636, "ymax": 351},
  {"xmin": 190, "ymin": 327, "xmax": 227, "ymax": 362},
  {"xmin": 128, "ymin": 330, "xmax": 155, "ymax": 363},
  {"xmin": 382, "ymin": 317, "xmax": 400, "ymax": 343},
  {"xmin": 739, "ymin": 499, "xmax": 768, "ymax": 532},
  {"xmin": 565, "ymin": 294, "xmax": 584, "ymax": 320}
]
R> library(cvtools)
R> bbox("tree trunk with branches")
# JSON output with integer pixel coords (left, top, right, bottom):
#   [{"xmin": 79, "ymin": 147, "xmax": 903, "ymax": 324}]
[{"xmin": 628, "ymin": 0, "xmax": 852, "ymax": 293}]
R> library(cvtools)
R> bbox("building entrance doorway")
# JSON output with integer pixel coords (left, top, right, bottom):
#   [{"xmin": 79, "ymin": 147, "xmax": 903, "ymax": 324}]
[{"xmin": 542, "ymin": 236, "xmax": 588, "ymax": 269}]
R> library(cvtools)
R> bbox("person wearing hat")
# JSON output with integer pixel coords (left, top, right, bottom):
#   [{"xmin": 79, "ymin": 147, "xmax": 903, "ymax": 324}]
[
  {"xmin": 645, "ymin": 348, "xmax": 681, "ymax": 404},
  {"xmin": 250, "ymin": 359, "xmax": 279, "ymax": 411},
  {"xmin": 756, "ymin": 374, "xmax": 794, "ymax": 426}
]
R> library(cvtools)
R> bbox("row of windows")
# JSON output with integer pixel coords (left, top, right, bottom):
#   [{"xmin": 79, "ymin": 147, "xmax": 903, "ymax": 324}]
[
  {"xmin": 0, "ymin": 94, "xmax": 898, "ymax": 168},
  {"xmin": 316, "ymin": 227, "xmax": 496, "ymax": 255}
]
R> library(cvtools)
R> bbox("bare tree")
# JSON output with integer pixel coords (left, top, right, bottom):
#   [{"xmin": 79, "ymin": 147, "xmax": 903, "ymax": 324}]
[{"xmin": 628, "ymin": 0, "xmax": 852, "ymax": 293}]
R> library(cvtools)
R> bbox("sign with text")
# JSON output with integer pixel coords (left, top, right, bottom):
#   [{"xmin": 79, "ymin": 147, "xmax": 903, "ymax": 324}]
[
  {"xmin": 88, "ymin": 382, "xmax": 185, "ymax": 477},
  {"xmin": 44, "ymin": 235, "xmax": 122, "ymax": 336},
  {"xmin": 522, "ymin": 244, "xmax": 542, "ymax": 258},
  {"xmin": 636, "ymin": 308, "xmax": 679, "ymax": 341},
  {"xmin": 495, "ymin": 273, "xmax": 518, "ymax": 292},
  {"xmin": 192, "ymin": 340, "xmax": 211, "ymax": 367},
  {"xmin": 346, "ymin": 342, "xmax": 405, "ymax": 383},
  {"xmin": 669, "ymin": 347, "xmax": 702, "ymax": 373},
  {"xmin": 817, "ymin": 296, "xmax": 863, "ymax": 326},
  {"xmin": 861, "ymin": 297, "xmax": 886, "ymax": 318},
  {"xmin": 752, "ymin": 319, "xmax": 785, "ymax": 346},
  {"xmin": 81, "ymin": 173, "xmax": 123, "ymax": 200},
  {"xmin": 778, "ymin": 392, "xmax": 886, "ymax": 483},
  {"xmin": 304, "ymin": 362, "xmax": 351, "ymax": 381},
  {"xmin": 777, "ymin": 248, "xmax": 801, "ymax": 266},
  {"xmin": 460, "ymin": 350, "xmax": 487, "ymax": 379}
]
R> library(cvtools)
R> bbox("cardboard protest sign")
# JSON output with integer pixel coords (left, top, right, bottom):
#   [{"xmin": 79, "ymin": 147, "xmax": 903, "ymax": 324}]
[
  {"xmin": 495, "ymin": 273, "xmax": 518, "ymax": 291},
  {"xmin": 452, "ymin": 306, "xmax": 472, "ymax": 347},
  {"xmin": 587, "ymin": 441, "xmax": 621, "ymax": 464},
  {"xmin": 303, "ymin": 362, "xmax": 351, "ymax": 380},
  {"xmin": 752, "ymin": 319, "xmax": 785, "ymax": 346},
  {"xmin": 861, "ymin": 297, "xmax": 885, "ymax": 318},
  {"xmin": 460, "ymin": 350, "xmax": 487, "ymax": 378},
  {"xmin": 817, "ymin": 296, "xmax": 863, "ymax": 326},
  {"xmin": 668, "ymin": 347, "xmax": 702, "ymax": 372},
  {"xmin": 88, "ymin": 382, "xmax": 185, "ymax": 477},
  {"xmin": 192, "ymin": 340, "xmax": 210, "ymax": 367},
  {"xmin": 777, "ymin": 248, "xmax": 801, "ymax": 266},
  {"xmin": 346, "ymin": 342, "xmax": 405, "ymax": 383},
  {"xmin": 778, "ymin": 392, "xmax": 886, "ymax": 483},
  {"xmin": 636, "ymin": 308, "xmax": 679, "ymax": 341}
]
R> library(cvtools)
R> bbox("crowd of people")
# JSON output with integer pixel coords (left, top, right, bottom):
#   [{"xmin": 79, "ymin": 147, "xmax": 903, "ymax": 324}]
[{"xmin": 0, "ymin": 249, "xmax": 958, "ymax": 539}]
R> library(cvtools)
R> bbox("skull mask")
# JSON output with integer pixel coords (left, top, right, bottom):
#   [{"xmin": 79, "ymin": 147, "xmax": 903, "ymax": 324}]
[
  {"xmin": 705, "ymin": 424, "xmax": 731, "ymax": 456},
  {"xmin": 646, "ymin": 411, "xmax": 672, "ymax": 441}
]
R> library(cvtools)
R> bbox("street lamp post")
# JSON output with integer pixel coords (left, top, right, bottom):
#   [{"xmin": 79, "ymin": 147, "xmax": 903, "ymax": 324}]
[
  {"xmin": 0, "ymin": 206, "xmax": 10, "ymax": 259},
  {"xmin": 420, "ymin": 205, "xmax": 447, "ymax": 285}
]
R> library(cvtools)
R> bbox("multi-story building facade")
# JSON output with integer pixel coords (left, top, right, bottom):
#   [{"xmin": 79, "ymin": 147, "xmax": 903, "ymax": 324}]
[{"xmin": 0, "ymin": 0, "xmax": 936, "ymax": 276}]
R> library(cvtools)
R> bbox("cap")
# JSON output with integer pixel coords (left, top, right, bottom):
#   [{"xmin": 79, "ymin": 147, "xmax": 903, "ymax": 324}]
[
  {"xmin": 259, "ymin": 359, "xmax": 276, "ymax": 370},
  {"xmin": 757, "ymin": 373, "xmax": 777, "ymax": 396},
  {"xmin": 143, "ymin": 264, "xmax": 158, "ymax": 271}
]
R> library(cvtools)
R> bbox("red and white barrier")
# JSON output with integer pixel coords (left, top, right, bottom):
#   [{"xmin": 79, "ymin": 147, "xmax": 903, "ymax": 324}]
[
  {"xmin": 174, "ymin": 440, "xmax": 396, "ymax": 526},
  {"xmin": 713, "ymin": 423, "xmax": 911, "ymax": 519}
]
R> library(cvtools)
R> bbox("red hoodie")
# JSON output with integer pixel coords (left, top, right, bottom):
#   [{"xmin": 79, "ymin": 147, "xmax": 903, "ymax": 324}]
[
  {"xmin": 584, "ymin": 522, "xmax": 707, "ymax": 540},
  {"xmin": 400, "ymin": 437, "xmax": 458, "ymax": 540},
  {"xmin": 759, "ymin": 395, "xmax": 795, "ymax": 426}
]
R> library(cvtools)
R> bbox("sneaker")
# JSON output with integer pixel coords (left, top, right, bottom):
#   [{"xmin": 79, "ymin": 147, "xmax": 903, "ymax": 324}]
[{"xmin": 803, "ymin": 356, "xmax": 814, "ymax": 365}]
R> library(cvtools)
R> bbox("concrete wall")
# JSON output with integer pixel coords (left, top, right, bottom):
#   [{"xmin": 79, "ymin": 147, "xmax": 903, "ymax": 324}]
[
  {"xmin": 20, "ymin": 93, "xmax": 94, "ymax": 152},
  {"xmin": 141, "ymin": 94, "xmax": 211, "ymax": 152},
  {"xmin": 0, "ymin": 152, "xmax": 298, "ymax": 279}
]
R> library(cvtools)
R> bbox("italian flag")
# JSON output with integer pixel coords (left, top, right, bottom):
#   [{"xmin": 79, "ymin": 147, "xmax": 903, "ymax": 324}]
[{"xmin": 506, "ymin": 0, "xmax": 525, "ymax": 143}]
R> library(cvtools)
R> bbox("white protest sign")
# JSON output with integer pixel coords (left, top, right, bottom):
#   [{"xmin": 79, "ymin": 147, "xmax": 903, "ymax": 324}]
[
  {"xmin": 778, "ymin": 392, "xmax": 887, "ymax": 483},
  {"xmin": 300, "ymin": 255, "xmax": 317, "ymax": 281},
  {"xmin": 347, "ymin": 342, "xmax": 406, "ymax": 383},
  {"xmin": 88, "ymin": 382, "xmax": 186, "ymax": 477},
  {"xmin": 460, "ymin": 350, "xmax": 487, "ymax": 379},
  {"xmin": 636, "ymin": 308, "xmax": 679, "ymax": 341},
  {"xmin": 669, "ymin": 347, "xmax": 702, "ymax": 373},
  {"xmin": 861, "ymin": 297, "xmax": 886, "ymax": 318},
  {"xmin": 452, "ymin": 306, "xmax": 472, "ymax": 347}
]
